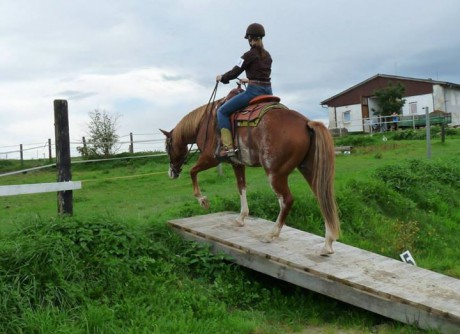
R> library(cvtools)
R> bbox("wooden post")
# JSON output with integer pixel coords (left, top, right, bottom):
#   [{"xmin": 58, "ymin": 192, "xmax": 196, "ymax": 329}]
[
  {"xmin": 48, "ymin": 138, "xmax": 52, "ymax": 161},
  {"xmin": 441, "ymin": 122, "xmax": 446, "ymax": 143},
  {"xmin": 424, "ymin": 107, "xmax": 431, "ymax": 159},
  {"xmin": 82, "ymin": 136, "xmax": 87, "ymax": 157},
  {"xmin": 54, "ymin": 99, "xmax": 73, "ymax": 215},
  {"xmin": 129, "ymin": 132, "xmax": 134, "ymax": 154},
  {"xmin": 20, "ymin": 144, "xmax": 24, "ymax": 167}
]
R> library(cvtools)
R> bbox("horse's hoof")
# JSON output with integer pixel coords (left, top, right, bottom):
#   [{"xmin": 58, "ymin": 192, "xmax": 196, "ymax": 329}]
[
  {"xmin": 260, "ymin": 234, "xmax": 274, "ymax": 243},
  {"xmin": 198, "ymin": 196, "xmax": 210, "ymax": 209},
  {"xmin": 234, "ymin": 219, "xmax": 245, "ymax": 227},
  {"xmin": 320, "ymin": 246, "xmax": 334, "ymax": 256}
]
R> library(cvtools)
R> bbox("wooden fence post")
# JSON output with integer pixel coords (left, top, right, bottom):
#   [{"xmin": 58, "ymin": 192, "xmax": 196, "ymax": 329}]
[
  {"xmin": 82, "ymin": 136, "xmax": 87, "ymax": 157},
  {"xmin": 20, "ymin": 144, "xmax": 24, "ymax": 167},
  {"xmin": 129, "ymin": 132, "xmax": 134, "ymax": 154},
  {"xmin": 48, "ymin": 138, "xmax": 52, "ymax": 161},
  {"xmin": 441, "ymin": 122, "xmax": 446, "ymax": 143},
  {"xmin": 424, "ymin": 107, "xmax": 431, "ymax": 159},
  {"xmin": 54, "ymin": 99, "xmax": 73, "ymax": 215}
]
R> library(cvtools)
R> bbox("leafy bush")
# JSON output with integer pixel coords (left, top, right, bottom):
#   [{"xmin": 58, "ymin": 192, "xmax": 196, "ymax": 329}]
[
  {"xmin": 374, "ymin": 158, "xmax": 460, "ymax": 214},
  {"xmin": 392, "ymin": 129, "xmax": 425, "ymax": 140}
]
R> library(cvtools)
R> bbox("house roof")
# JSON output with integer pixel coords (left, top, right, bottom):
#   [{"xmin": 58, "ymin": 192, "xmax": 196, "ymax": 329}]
[{"xmin": 320, "ymin": 74, "xmax": 460, "ymax": 107}]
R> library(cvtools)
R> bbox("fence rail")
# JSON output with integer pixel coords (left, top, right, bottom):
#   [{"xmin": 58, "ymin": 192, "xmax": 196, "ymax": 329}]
[
  {"xmin": 0, "ymin": 181, "xmax": 81, "ymax": 197},
  {"xmin": 0, "ymin": 132, "xmax": 166, "ymax": 162}
]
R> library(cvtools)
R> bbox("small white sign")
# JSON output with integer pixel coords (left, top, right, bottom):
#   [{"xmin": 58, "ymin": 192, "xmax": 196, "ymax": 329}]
[{"xmin": 400, "ymin": 250, "xmax": 416, "ymax": 266}]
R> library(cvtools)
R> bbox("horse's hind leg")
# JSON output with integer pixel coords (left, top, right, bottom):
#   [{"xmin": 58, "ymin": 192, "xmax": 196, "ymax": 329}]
[
  {"xmin": 297, "ymin": 164, "xmax": 336, "ymax": 256},
  {"xmin": 261, "ymin": 173, "xmax": 293, "ymax": 242},
  {"xmin": 232, "ymin": 164, "xmax": 249, "ymax": 226}
]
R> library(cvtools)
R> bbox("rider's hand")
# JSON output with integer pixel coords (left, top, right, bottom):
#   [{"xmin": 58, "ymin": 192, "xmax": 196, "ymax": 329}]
[{"xmin": 216, "ymin": 74, "xmax": 222, "ymax": 82}]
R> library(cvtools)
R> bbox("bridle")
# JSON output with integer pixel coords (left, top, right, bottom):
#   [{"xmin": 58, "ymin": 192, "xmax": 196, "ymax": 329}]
[
  {"xmin": 166, "ymin": 80, "xmax": 244, "ymax": 176},
  {"xmin": 165, "ymin": 135, "xmax": 196, "ymax": 177}
]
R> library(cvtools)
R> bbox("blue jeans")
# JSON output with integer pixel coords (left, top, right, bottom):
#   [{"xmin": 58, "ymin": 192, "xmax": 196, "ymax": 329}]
[{"xmin": 217, "ymin": 84, "xmax": 273, "ymax": 130}]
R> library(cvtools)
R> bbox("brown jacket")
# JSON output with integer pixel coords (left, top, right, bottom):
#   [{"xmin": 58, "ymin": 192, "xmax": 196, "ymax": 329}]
[{"xmin": 221, "ymin": 46, "xmax": 272, "ymax": 84}]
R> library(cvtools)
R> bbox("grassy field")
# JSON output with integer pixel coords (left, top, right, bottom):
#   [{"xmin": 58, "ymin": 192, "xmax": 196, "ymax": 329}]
[{"xmin": 1, "ymin": 129, "xmax": 459, "ymax": 333}]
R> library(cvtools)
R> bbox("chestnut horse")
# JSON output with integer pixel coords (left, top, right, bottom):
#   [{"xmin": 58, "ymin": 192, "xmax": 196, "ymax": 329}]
[{"xmin": 160, "ymin": 88, "xmax": 340, "ymax": 255}]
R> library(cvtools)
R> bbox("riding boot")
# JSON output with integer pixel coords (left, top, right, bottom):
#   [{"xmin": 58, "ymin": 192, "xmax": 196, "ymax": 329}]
[{"xmin": 219, "ymin": 128, "xmax": 235, "ymax": 157}]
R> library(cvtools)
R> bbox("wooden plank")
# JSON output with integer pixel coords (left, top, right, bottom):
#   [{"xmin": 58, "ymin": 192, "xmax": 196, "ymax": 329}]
[
  {"xmin": 169, "ymin": 212, "xmax": 460, "ymax": 334},
  {"xmin": 0, "ymin": 181, "xmax": 82, "ymax": 197}
]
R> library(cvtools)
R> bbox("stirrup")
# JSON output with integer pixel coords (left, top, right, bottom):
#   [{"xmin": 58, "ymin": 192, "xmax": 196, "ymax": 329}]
[{"xmin": 219, "ymin": 148, "xmax": 236, "ymax": 158}]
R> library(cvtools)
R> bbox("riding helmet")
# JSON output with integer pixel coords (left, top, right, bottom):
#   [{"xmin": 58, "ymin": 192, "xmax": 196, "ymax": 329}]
[{"xmin": 244, "ymin": 23, "xmax": 265, "ymax": 39}]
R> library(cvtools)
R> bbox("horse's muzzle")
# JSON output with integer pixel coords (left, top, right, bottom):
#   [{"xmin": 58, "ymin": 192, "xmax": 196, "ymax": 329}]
[{"xmin": 168, "ymin": 166, "xmax": 180, "ymax": 179}]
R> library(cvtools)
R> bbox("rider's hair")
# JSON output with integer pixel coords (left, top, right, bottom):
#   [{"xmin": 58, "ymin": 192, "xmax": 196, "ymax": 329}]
[{"xmin": 250, "ymin": 38, "xmax": 267, "ymax": 59}]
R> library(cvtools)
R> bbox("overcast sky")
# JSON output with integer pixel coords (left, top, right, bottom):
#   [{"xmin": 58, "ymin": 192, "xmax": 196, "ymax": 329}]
[{"xmin": 1, "ymin": 0, "xmax": 460, "ymax": 157}]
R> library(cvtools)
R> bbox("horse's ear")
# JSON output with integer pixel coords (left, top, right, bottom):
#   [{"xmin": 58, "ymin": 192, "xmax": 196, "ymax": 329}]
[{"xmin": 159, "ymin": 129, "xmax": 171, "ymax": 138}]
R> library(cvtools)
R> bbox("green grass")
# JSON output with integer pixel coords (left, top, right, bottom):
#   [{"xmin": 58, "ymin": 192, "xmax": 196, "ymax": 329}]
[{"xmin": 1, "ymin": 130, "xmax": 459, "ymax": 333}]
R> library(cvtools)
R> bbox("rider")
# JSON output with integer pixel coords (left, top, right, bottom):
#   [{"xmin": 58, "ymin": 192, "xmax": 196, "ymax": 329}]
[{"xmin": 216, "ymin": 22, "xmax": 273, "ymax": 157}]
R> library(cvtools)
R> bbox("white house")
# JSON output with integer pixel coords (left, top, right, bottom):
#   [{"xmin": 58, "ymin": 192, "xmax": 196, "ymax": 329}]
[{"xmin": 321, "ymin": 74, "xmax": 460, "ymax": 133}]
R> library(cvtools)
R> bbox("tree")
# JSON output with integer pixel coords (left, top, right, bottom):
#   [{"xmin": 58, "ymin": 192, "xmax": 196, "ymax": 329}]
[
  {"xmin": 79, "ymin": 109, "xmax": 120, "ymax": 158},
  {"xmin": 373, "ymin": 82, "xmax": 406, "ymax": 116}
]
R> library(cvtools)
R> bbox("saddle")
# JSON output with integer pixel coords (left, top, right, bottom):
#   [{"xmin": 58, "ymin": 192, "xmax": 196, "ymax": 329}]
[
  {"xmin": 230, "ymin": 95, "xmax": 286, "ymax": 128},
  {"xmin": 214, "ymin": 92, "xmax": 287, "ymax": 159}
]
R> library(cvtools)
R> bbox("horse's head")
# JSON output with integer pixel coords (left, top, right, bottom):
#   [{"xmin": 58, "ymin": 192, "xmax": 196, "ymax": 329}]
[{"xmin": 160, "ymin": 129, "xmax": 188, "ymax": 179}]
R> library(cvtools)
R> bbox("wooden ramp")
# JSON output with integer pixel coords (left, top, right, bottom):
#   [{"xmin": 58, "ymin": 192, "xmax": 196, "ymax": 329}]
[{"xmin": 169, "ymin": 212, "xmax": 460, "ymax": 334}]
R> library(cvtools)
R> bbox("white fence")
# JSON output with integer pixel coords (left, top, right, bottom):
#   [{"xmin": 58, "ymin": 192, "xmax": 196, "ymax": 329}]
[{"xmin": 0, "ymin": 181, "xmax": 81, "ymax": 197}]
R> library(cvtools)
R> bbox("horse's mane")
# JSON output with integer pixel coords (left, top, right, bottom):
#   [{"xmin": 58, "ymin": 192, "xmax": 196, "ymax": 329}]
[{"xmin": 173, "ymin": 98, "xmax": 224, "ymax": 141}]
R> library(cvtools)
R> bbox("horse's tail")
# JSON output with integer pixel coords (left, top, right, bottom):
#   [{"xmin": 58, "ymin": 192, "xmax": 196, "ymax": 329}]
[{"xmin": 306, "ymin": 121, "xmax": 340, "ymax": 240}]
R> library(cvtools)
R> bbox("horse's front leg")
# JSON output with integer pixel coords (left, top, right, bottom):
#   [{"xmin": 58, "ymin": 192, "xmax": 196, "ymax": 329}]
[
  {"xmin": 190, "ymin": 158, "xmax": 219, "ymax": 209},
  {"xmin": 232, "ymin": 164, "xmax": 249, "ymax": 226}
]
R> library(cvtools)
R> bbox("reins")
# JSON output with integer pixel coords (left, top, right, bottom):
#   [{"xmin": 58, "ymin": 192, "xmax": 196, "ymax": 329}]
[
  {"xmin": 201, "ymin": 81, "xmax": 219, "ymax": 152},
  {"xmin": 177, "ymin": 82, "xmax": 219, "ymax": 170}
]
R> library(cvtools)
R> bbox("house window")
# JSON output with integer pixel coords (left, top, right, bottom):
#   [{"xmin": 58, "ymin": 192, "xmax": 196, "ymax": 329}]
[
  {"xmin": 409, "ymin": 102, "xmax": 417, "ymax": 115},
  {"xmin": 343, "ymin": 110, "xmax": 351, "ymax": 123}
]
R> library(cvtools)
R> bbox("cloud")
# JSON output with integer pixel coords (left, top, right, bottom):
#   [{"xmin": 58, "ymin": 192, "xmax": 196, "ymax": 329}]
[
  {"xmin": 0, "ymin": 67, "xmax": 210, "ymax": 149},
  {"xmin": 56, "ymin": 91, "xmax": 98, "ymax": 100},
  {"xmin": 2, "ymin": 0, "xmax": 460, "ymax": 157}
]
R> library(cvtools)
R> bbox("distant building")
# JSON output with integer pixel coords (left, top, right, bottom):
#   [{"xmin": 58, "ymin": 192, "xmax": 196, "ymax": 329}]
[{"xmin": 321, "ymin": 74, "xmax": 460, "ymax": 133}]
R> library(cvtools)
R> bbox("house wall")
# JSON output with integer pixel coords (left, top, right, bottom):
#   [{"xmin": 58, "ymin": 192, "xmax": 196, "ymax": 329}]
[
  {"xmin": 433, "ymin": 84, "xmax": 446, "ymax": 111},
  {"xmin": 330, "ymin": 104, "xmax": 363, "ymax": 132},
  {"xmin": 401, "ymin": 93, "xmax": 433, "ymax": 116},
  {"xmin": 328, "ymin": 107, "xmax": 337, "ymax": 128},
  {"xmin": 444, "ymin": 87, "xmax": 460, "ymax": 126}
]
